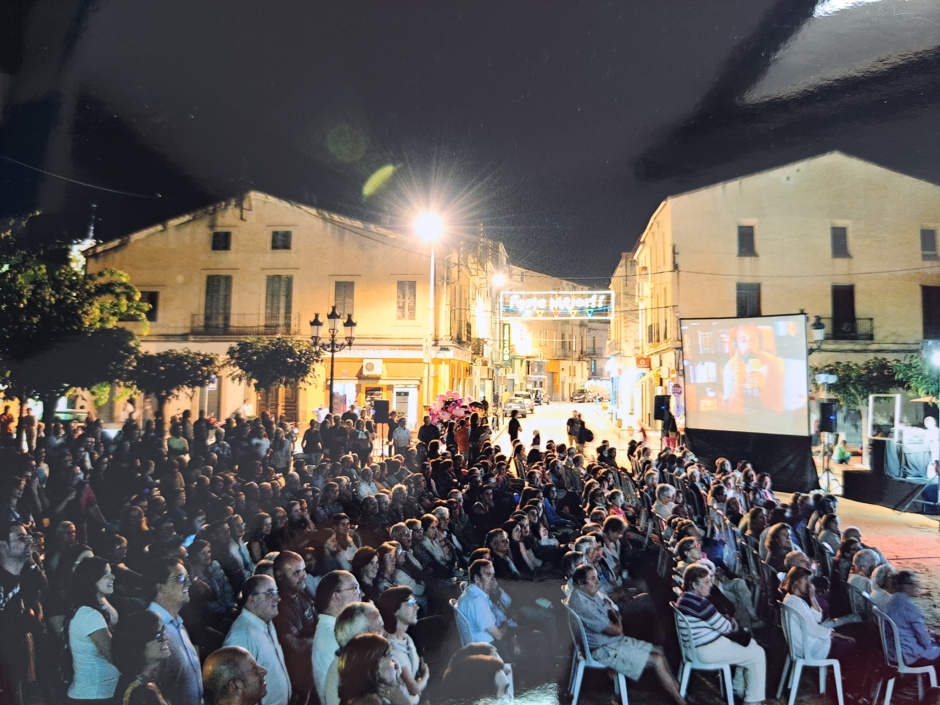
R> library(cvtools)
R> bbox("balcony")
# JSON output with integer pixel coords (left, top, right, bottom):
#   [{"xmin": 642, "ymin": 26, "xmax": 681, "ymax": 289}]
[
  {"xmin": 820, "ymin": 317, "xmax": 874, "ymax": 341},
  {"xmin": 190, "ymin": 313, "xmax": 302, "ymax": 336}
]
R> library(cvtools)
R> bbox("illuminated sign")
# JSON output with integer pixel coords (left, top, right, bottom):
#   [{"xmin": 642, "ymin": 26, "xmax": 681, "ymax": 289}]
[
  {"xmin": 500, "ymin": 290, "xmax": 613, "ymax": 320},
  {"xmin": 501, "ymin": 323, "xmax": 511, "ymax": 362}
]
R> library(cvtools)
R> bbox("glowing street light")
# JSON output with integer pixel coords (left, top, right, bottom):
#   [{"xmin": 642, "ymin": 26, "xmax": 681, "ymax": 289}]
[
  {"xmin": 415, "ymin": 212, "xmax": 443, "ymax": 242},
  {"xmin": 492, "ymin": 272, "xmax": 506, "ymax": 287}
]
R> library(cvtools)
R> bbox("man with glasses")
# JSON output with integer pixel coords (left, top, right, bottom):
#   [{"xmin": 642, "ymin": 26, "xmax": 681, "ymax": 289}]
[
  {"xmin": 143, "ymin": 556, "xmax": 203, "ymax": 705},
  {"xmin": 224, "ymin": 575, "xmax": 290, "ymax": 705},
  {"xmin": 273, "ymin": 551, "xmax": 316, "ymax": 705},
  {"xmin": 312, "ymin": 570, "xmax": 361, "ymax": 704}
]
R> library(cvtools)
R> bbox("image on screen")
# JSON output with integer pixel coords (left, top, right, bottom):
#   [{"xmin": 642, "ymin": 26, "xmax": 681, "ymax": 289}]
[{"xmin": 680, "ymin": 314, "xmax": 809, "ymax": 437}]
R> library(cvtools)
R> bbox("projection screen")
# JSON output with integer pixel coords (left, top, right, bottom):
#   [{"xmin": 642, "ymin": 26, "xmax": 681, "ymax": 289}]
[{"xmin": 680, "ymin": 314, "xmax": 810, "ymax": 437}]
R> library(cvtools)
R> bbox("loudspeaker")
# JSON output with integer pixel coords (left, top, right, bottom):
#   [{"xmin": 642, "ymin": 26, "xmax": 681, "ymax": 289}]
[
  {"xmin": 819, "ymin": 402, "xmax": 838, "ymax": 433},
  {"xmin": 653, "ymin": 395, "xmax": 670, "ymax": 421},
  {"xmin": 372, "ymin": 399, "xmax": 390, "ymax": 424}
]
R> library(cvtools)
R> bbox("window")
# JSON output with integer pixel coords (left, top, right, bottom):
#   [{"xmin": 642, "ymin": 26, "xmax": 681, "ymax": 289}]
[
  {"xmin": 334, "ymin": 281, "xmax": 354, "ymax": 318},
  {"xmin": 736, "ymin": 283, "xmax": 761, "ymax": 317},
  {"xmin": 205, "ymin": 275, "xmax": 232, "ymax": 330},
  {"xmin": 831, "ymin": 284, "xmax": 856, "ymax": 340},
  {"xmin": 737, "ymin": 225, "xmax": 756, "ymax": 257},
  {"xmin": 271, "ymin": 230, "xmax": 292, "ymax": 250},
  {"xmin": 140, "ymin": 291, "xmax": 159, "ymax": 322},
  {"xmin": 265, "ymin": 275, "xmax": 293, "ymax": 330},
  {"xmin": 831, "ymin": 226, "xmax": 850, "ymax": 258},
  {"xmin": 922, "ymin": 229, "xmax": 938, "ymax": 260},
  {"xmin": 396, "ymin": 280, "xmax": 416, "ymax": 320},
  {"xmin": 211, "ymin": 231, "xmax": 231, "ymax": 251},
  {"xmin": 923, "ymin": 286, "xmax": 940, "ymax": 339}
]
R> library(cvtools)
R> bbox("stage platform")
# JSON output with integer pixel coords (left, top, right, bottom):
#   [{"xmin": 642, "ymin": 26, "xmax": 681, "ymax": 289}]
[{"xmin": 841, "ymin": 467, "xmax": 938, "ymax": 513}]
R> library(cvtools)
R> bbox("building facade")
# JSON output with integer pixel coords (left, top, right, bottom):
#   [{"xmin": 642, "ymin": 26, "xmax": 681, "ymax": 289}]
[
  {"xmin": 626, "ymin": 152, "xmax": 940, "ymax": 432},
  {"xmin": 606, "ymin": 254, "xmax": 640, "ymax": 423},
  {"xmin": 496, "ymin": 266, "xmax": 610, "ymax": 403},
  {"xmin": 84, "ymin": 192, "xmax": 508, "ymax": 428}
]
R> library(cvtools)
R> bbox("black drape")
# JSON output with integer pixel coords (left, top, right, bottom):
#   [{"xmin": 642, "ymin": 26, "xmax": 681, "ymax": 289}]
[{"xmin": 684, "ymin": 428, "xmax": 819, "ymax": 493}]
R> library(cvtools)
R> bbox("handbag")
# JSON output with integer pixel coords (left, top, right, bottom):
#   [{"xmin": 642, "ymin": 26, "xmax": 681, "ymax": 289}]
[{"xmin": 724, "ymin": 628, "xmax": 752, "ymax": 647}]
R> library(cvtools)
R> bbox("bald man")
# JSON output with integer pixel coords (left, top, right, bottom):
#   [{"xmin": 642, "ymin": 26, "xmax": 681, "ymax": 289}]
[{"xmin": 203, "ymin": 646, "xmax": 268, "ymax": 705}]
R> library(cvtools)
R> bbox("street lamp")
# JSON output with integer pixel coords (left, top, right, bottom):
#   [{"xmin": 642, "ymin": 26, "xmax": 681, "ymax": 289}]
[
  {"xmin": 416, "ymin": 212, "xmax": 443, "ymax": 405},
  {"xmin": 809, "ymin": 315, "xmax": 826, "ymax": 355},
  {"xmin": 310, "ymin": 306, "xmax": 356, "ymax": 413}
]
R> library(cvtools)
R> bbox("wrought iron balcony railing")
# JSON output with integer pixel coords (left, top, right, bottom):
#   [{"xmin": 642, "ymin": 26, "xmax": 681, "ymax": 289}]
[
  {"xmin": 820, "ymin": 317, "xmax": 874, "ymax": 341},
  {"xmin": 190, "ymin": 313, "xmax": 301, "ymax": 336}
]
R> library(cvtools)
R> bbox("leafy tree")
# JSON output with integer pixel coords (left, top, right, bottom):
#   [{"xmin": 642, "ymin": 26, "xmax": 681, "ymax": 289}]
[
  {"xmin": 810, "ymin": 357, "xmax": 899, "ymax": 460},
  {"xmin": 129, "ymin": 349, "xmax": 220, "ymax": 429},
  {"xmin": 226, "ymin": 337, "xmax": 320, "ymax": 394},
  {"xmin": 0, "ymin": 214, "xmax": 147, "ymax": 435},
  {"xmin": 3, "ymin": 328, "xmax": 140, "ymax": 427},
  {"xmin": 893, "ymin": 353, "xmax": 939, "ymax": 400}
]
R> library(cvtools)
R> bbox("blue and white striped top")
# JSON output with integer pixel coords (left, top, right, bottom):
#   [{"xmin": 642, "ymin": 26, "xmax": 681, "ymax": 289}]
[{"xmin": 676, "ymin": 591, "xmax": 734, "ymax": 647}]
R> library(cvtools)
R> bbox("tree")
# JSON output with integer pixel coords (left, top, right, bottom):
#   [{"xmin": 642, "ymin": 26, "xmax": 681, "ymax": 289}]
[
  {"xmin": 226, "ymin": 337, "xmax": 320, "ymax": 396},
  {"xmin": 129, "ymin": 349, "xmax": 220, "ymax": 430},
  {"xmin": 810, "ymin": 357, "xmax": 898, "ymax": 460},
  {"xmin": 0, "ymin": 214, "xmax": 147, "ymax": 435},
  {"xmin": 4, "ymin": 328, "xmax": 140, "ymax": 427},
  {"xmin": 893, "ymin": 353, "xmax": 939, "ymax": 400}
]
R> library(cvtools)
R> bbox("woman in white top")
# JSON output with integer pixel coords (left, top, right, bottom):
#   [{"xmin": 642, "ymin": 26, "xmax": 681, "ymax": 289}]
[
  {"xmin": 377, "ymin": 587, "xmax": 429, "ymax": 704},
  {"xmin": 780, "ymin": 565, "xmax": 875, "ymax": 699},
  {"xmin": 65, "ymin": 556, "xmax": 121, "ymax": 703}
]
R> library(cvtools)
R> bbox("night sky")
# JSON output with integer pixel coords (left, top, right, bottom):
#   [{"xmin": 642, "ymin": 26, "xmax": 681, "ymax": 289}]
[{"xmin": 2, "ymin": 0, "xmax": 939, "ymax": 282}]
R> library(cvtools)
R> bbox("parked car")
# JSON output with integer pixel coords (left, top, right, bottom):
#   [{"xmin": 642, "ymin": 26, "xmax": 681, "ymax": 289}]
[
  {"xmin": 570, "ymin": 389, "xmax": 595, "ymax": 403},
  {"xmin": 502, "ymin": 397, "xmax": 528, "ymax": 417},
  {"xmin": 512, "ymin": 390, "xmax": 536, "ymax": 413}
]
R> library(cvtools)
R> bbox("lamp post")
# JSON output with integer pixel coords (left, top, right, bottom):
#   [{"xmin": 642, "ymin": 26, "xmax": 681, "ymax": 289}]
[
  {"xmin": 310, "ymin": 306, "xmax": 356, "ymax": 414},
  {"xmin": 416, "ymin": 212, "xmax": 443, "ymax": 406},
  {"xmin": 809, "ymin": 315, "xmax": 826, "ymax": 355}
]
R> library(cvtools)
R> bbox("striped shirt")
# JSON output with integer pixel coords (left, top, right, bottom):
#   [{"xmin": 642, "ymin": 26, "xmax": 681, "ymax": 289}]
[{"xmin": 675, "ymin": 591, "xmax": 733, "ymax": 647}]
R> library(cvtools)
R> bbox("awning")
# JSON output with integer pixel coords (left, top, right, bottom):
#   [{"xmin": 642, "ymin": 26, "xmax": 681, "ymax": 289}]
[{"xmin": 911, "ymin": 396, "xmax": 938, "ymax": 403}]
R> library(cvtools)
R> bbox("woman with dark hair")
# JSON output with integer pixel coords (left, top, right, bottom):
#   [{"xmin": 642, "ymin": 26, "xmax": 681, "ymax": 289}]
[
  {"xmin": 350, "ymin": 546, "xmax": 382, "ymax": 603},
  {"xmin": 337, "ymin": 633, "xmax": 410, "ymax": 705},
  {"xmin": 354, "ymin": 419, "xmax": 374, "ymax": 467},
  {"xmin": 764, "ymin": 522, "xmax": 793, "ymax": 573},
  {"xmin": 781, "ymin": 566, "xmax": 871, "ymax": 699},
  {"xmin": 376, "ymin": 586, "xmax": 428, "ymax": 704},
  {"xmin": 65, "ymin": 556, "xmax": 120, "ymax": 703},
  {"xmin": 112, "ymin": 610, "xmax": 172, "ymax": 705},
  {"xmin": 332, "ymin": 514, "xmax": 362, "ymax": 569},
  {"xmin": 263, "ymin": 506, "xmax": 289, "ymax": 553},
  {"xmin": 502, "ymin": 520, "xmax": 538, "ymax": 578},
  {"xmin": 245, "ymin": 512, "xmax": 272, "ymax": 564},
  {"xmin": 468, "ymin": 412, "xmax": 484, "ymax": 465},
  {"xmin": 442, "ymin": 653, "xmax": 511, "ymax": 703},
  {"xmin": 376, "ymin": 542, "xmax": 401, "ymax": 592},
  {"xmin": 187, "ymin": 539, "xmax": 237, "ymax": 621}
]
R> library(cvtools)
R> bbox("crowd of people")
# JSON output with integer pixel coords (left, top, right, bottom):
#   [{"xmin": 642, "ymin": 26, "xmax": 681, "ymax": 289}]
[{"xmin": 0, "ymin": 402, "xmax": 937, "ymax": 705}]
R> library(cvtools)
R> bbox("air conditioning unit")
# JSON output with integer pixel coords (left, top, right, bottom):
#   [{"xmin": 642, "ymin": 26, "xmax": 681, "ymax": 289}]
[{"xmin": 362, "ymin": 359, "xmax": 384, "ymax": 377}]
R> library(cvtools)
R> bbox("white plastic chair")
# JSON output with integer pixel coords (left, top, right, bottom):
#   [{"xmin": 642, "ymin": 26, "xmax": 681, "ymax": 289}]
[
  {"xmin": 449, "ymin": 598, "xmax": 473, "ymax": 647},
  {"xmin": 563, "ymin": 602, "xmax": 628, "ymax": 705},
  {"xmin": 873, "ymin": 604, "xmax": 938, "ymax": 703},
  {"xmin": 670, "ymin": 603, "xmax": 734, "ymax": 705},
  {"xmin": 777, "ymin": 601, "xmax": 845, "ymax": 705}
]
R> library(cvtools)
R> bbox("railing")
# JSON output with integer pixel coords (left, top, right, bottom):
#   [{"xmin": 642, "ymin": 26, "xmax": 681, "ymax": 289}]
[
  {"xmin": 820, "ymin": 317, "xmax": 874, "ymax": 341},
  {"xmin": 190, "ymin": 313, "xmax": 302, "ymax": 336}
]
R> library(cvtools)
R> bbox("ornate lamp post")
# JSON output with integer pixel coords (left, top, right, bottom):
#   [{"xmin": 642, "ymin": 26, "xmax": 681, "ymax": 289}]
[{"xmin": 310, "ymin": 306, "xmax": 356, "ymax": 413}]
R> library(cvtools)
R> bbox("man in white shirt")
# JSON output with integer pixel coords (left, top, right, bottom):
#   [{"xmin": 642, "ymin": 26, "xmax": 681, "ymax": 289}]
[
  {"xmin": 224, "ymin": 575, "xmax": 291, "ymax": 705},
  {"xmin": 145, "ymin": 557, "xmax": 204, "ymax": 705},
  {"xmin": 455, "ymin": 559, "xmax": 518, "ymax": 657},
  {"xmin": 312, "ymin": 571, "xmax": 362, "ymax": 705}
]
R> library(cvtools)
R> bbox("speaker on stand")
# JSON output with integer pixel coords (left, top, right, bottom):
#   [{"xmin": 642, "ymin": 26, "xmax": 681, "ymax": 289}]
[
  {"xmin": 818, "ymin": 401, "xmax": 840, "ymax": 493},
  {"xmin": 373, "ymin": 400, "xmax": 390, "ymax": 457}
]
